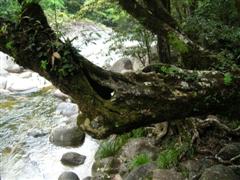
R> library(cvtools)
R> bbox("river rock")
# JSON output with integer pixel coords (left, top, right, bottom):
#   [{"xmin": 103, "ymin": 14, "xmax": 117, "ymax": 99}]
[
  {"xmin": 56, "ymin": 102, "xmax": 79, "ymax": 117},
  {"xmin": 152, "ymin": 169, "xmax": 184, "ymax": 180},
  {"xmin": 200, "ymin": 164, "xmax": 239, "ymax": 180},
  {"xmin": 50, "ymin": 126, "xmax": 85, "ymax": 147},
  {"xmin": 58, "ymin": 171, "xmax": 80, "ymax": 180},
  {"xmin": 61, "ymin": 152, "xmax": 86, "ymax": 166},
  {"xmin": 125, "ymin": 162, "xmax": 157, "ymax": 180},
  {"xmin": 217, "ymin": 143, "xmax": 240, "ymax": 162},
  {"xmin": 110, "ymin": 58, "xmax": 133, "ymax": 73}
]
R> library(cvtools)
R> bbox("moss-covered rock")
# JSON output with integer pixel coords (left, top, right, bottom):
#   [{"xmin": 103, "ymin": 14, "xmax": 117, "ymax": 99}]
[{"xmin": 200, "ymin": 164, "xmax": 239, "ymax": 180}]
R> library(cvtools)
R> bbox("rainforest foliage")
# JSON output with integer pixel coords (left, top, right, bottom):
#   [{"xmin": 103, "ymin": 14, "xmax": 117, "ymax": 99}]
[{"xmin": 1, "ymin": 0, "xmax": 239, "ymax": 67}]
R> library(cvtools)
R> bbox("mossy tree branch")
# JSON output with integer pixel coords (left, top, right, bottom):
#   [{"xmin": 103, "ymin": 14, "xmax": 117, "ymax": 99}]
[{"xmin": 0, "ymin": 2, "xmax": 240, "ymax": 139}]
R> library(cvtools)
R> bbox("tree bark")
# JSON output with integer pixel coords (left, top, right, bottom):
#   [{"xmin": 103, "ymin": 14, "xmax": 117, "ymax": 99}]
[
  {"xmin": 157, "ymin": 0, "xmax": 171, "ymax": 63},
  {"xmin": 0, "ymin": 3, "xmax": 240, "ymax": 139},
  {"xmin": 235, "ymin": 0, "xmax": 240, "ymax": 21}
]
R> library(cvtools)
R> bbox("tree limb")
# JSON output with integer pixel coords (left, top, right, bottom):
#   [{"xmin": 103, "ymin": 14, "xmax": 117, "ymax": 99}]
[{"xmin": 0, "ymin": 3, "xmax": 240, "ymax": 139}]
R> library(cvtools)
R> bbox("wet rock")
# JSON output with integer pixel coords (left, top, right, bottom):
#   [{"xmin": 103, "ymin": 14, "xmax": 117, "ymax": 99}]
[
  {"xmin": 125, "ymin": 162, "xmax": 157, "ymax": 180},
  {"xmin": 50, "ymin": 126, "xmax": 85, "ymax": 147},
  {"xmin": 200, "ymin": 164, "xmax": 239, "ymax": 180},
  {"xmin": 58, "ymin": 171, "xmax": 80, "ymax": 180},
  {"xmin": 217, "ymin": 143, "xmax": 240, "ymax": 162},
  {"xmin": 56, "ymin": 102, "xmax": 79, "ymax": 117},
  {"xmin": 152, "ymin": 169, "xmax": 184, "ymax": 180},
  {"xmin": 61, "ymin": 152, "xmax": 86, "ymax": 166}
]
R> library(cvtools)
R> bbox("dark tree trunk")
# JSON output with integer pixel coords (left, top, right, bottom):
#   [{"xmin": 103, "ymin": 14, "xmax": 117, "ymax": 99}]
[
  {"xmin": 189, "ymin": 0, "xmax": 198, "ymax": 16},
  {"xmin": 118, "ymin": 0, "xmax": 219, "ymax": 69},
  {"xmin": 0, "ymin": 3, "xmax": 240, "ymax": 139},
  {"xmin": 157, "ymin": 0, "xmax": 171, "ymax": 64},
  {"xmin": 157, "ymin": 33, "xmax": 170, "ymax": 63},
  {"xmin": 235, "ymin": 0, "xmax": 240, "ymax": 22}
]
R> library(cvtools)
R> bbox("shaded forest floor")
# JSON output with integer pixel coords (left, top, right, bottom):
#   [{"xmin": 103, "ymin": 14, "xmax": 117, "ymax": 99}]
[{"xmin": 91, "ymin": 116, "xmax": 240, "ymax": 179}]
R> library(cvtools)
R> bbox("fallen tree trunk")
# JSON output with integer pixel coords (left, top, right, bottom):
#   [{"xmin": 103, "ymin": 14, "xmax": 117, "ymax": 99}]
[{"xmin": 0, "ymin": 3, "xmax": 240, "ymax": 139}]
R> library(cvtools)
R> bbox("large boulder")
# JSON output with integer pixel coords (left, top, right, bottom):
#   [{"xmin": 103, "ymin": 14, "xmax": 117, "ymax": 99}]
[
  {"xmin": 49, "ymin": 126, "xmax": 85, "ymax": 147},
  {"xmin": 119, "ymin": 138, "xmax": 158, "ymax": 161},
  {"xmin": 200, "ymin": 164, "xmax": 239, "ymax": 180},
  {"xmin": 61, "ymin": 152, "xmax": 86, "ymax": 166},
  {"xmin": 58, "ymin": 171, "xmax": 80, "ymax": 180},
  {"xmin": 112, "ymin": 138, "xmax": 159, "ymax": 176},
  {"xmin": 110, "ymin": 58, "xmax": 133, "ymax": 73}
]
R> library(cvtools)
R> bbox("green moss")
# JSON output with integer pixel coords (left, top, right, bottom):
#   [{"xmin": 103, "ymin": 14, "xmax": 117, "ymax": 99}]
[
  {"xmin": 29, "ymin": 85, "xmax": 54, "ymax": 97},
  {"xmin": 129, "ymin": 153, "xmax": 151, "ymax": 170},
  {"xmin": 0, "ymin": 99, "xmax": 17, "ymax": 109}
]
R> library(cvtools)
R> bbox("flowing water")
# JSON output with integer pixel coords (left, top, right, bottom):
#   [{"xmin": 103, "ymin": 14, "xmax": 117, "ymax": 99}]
[
  {"xmin": 0, "ymin": 21, "xmax": 122, "ymax": 180},
  {"xmin": 0, "ymin": 90, "xmax": 99, "ymax": 180}
]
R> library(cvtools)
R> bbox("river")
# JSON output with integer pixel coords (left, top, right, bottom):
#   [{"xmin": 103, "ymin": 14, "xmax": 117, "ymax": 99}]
[{"xmin": 0, "ymin": 21, "xmax": 121, "ymax": 180}]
